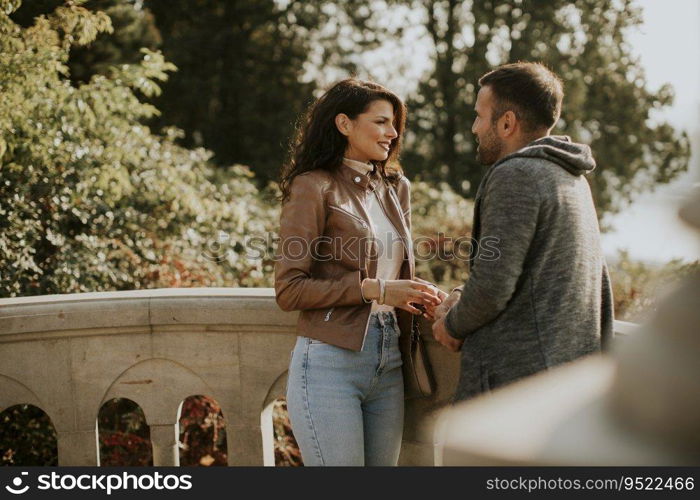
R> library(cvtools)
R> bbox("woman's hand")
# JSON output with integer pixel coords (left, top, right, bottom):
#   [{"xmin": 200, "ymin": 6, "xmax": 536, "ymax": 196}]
[
  {"xmin": 362, "ymin": 278, "xmax": 442, "ymax": 315},
  {"xmin": 412, "ymin": 277, "xmax": 448, "ymax": 320},
  {"xmin": 413, "ymin": 277, "xmax": 448, "ymax": 300},
  {"xmin": 385, "ymin": 279, "xmax": 442, "ymax": 315}
]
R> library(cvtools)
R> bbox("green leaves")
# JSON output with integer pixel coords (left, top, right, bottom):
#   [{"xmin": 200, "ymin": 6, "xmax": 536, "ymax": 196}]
[
  {"xmin": 144, "ymin": 0, "xmax": 318, "ymax": 183},
  {"xmin": 0, "ymin": 2, "xmax": 278, "ymax": 297},
  {"xmin": 50, "ymin": 3, "xmax": 112, "ymax": 47},
  {"xmin": 107, "ymin": 49, "xmax": 176, "ymax": 98},
  {"xmin": 610, "ymin": 250, "xmax": 699, "ymax": 320},
  {"xmin": 0, "ymin": 0, "xmax": 23, "ymax": 16},
  {"xmin": 327, "ymin": 0, "xmax": 690, "ymax": 217}
]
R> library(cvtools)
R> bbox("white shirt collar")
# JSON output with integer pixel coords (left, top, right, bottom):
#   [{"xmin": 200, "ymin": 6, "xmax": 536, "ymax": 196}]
[{"xmin": 342, "ymin": 157, "xmax": 374, "ymax": 176}]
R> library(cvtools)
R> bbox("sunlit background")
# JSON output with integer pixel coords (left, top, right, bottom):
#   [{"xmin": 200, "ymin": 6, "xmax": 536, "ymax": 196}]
[
  {"xmin": 325, "ymin": 0, "xmax": 700, "ymax": 264},
  {"xmin": 1, "ymin": 0, "xmax": 698, "ymax": 468},
  {"xmin": 601, "ymin": 0, "xmax": 699, "ymax": 263}
]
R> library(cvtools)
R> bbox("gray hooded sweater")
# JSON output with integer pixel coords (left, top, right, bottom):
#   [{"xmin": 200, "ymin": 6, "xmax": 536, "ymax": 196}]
[{"xmin": 445, "ymin": 135, "xmax": 614, "ymax": 402}]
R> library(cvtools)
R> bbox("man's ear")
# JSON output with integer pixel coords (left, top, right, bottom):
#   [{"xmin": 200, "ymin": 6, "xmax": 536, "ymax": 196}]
[
  {"xmin": 498, "ymin": 110, "xmax": 518, "ymax": 138},
  {"xmin": 335, "ymin": 113, "xmax": 351, "ymax": 136}
]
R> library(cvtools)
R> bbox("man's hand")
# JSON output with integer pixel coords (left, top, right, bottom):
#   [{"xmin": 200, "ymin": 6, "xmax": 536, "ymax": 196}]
[
  {"xmin": 433, "ymin": 290, "xmax": 461, "ymax": 322},
  {"xmin": 432, "ymin": 316, "xmax": 463, "ymax": 352}
]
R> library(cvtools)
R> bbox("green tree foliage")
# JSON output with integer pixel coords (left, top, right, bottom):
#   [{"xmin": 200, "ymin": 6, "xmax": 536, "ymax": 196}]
[
  {"xmin": 67, "ymin": 0, "xmax": 162, "ymax": 84},
  {"xmin": 411, "ymin": 180, "xmax": 473, "ymax": 289},
  {"xmin": 142, "ymin": 0, "xmax": 324, "ymax": 183},
  {"xmin": 6, "ymin": 0, "xmax": 62, "ymax": 27},
  {"xmin": 10, "ymin": 0, "xmax": 161, "ymax": 84},
  {"xmin": 330, "ymin": 0, "xmax": 690, "ymax": 215},
  {"xmin": 609, "ymin": 250, "xmax": 699, "ymax": 321},
  {"xmin": 13, "ymin": 0, "xmax": 687, "ymax": 216},
  {"xmin": 0, "ymin": 0, "xmax": 278, "ymax": 297},
  {"xmin": 0, "ymin": 405, "xmax": 58, "ymax": 466}
]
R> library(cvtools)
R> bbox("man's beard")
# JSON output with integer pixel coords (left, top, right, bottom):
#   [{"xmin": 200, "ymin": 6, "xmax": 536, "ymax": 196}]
[{"xmin": 476, "ymin": 126, "xmax": 503, "ymax": 165}]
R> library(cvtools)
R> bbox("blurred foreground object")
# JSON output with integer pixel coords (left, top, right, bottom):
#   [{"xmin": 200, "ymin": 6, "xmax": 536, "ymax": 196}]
[{"xmin": 437, "ymin": 190, "xmax": 700, "ymax": 466}]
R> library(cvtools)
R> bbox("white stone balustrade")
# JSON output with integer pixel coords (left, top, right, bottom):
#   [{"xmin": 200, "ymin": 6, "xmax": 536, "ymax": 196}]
[{"xmin": 0, "ymin": 288, "xmax": 634, "ymax": 466}]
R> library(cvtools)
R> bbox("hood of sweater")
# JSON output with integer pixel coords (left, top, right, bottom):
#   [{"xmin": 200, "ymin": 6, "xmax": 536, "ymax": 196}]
[{"xmin": 499, "ymin": 135, "xmax": 596, "ymax": 176}]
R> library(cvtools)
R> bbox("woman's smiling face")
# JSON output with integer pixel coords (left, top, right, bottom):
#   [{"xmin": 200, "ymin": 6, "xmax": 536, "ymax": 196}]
[{"xmin": 337, "ymin": 99, "xmax": 398, "ymax": 163}]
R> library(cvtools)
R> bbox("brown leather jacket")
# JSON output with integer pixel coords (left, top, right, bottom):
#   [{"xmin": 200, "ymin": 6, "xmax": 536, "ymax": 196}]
[{"xmin": 274, "ymin": 163, "xmax": 416, "ymax": 351}]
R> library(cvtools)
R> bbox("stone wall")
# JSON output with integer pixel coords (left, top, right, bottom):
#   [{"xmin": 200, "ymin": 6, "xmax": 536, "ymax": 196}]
[{"xmin": 0, "ymin": 288, "xmax": 632, "ymax": 466}]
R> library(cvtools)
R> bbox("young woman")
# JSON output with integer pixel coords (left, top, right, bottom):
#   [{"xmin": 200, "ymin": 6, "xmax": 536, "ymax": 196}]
[{"xmin": 275, "ymin": 78, "xmax": 445, "ymax": 466}]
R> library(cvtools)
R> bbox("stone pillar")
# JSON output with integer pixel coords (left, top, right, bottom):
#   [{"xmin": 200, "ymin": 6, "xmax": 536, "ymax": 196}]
[
  {"xmin": 260, "ymin": 402, "xmax": 275, "ymax": 466},
  {"xmin": 226, "ymin": 422, "xmax": 263, "ymax": 466},
  {"xmin": 57, "ymin": 430, "xmax": 99, "ymax": 466},
  {"xmin": 150, "ymin": 424, "xmax": 179, "ymax": 466}
]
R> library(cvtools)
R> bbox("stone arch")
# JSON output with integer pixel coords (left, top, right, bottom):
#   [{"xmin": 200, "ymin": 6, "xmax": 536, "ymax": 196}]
[
  {"xmin": 262, "ymin": 370, "xmax": 288, "ymax": 410},
  {"xmin": 0, "ymin": 375, "xmax": 43, "ymax": 415},
  {"xmin": 260, "ymin": 369, "xmax": 301, "ymax": 466},
  {"xmin": 100, "ymin": 357, "xmax": 215, "ymax": 426}
]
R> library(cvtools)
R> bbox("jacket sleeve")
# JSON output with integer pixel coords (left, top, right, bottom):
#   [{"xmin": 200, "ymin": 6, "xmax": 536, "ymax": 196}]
[
  {"xmin": 445, "ymin": 164, "xmax": 540, "ymax": 339},
  {"xmin": 274, "ymin": 173, "xmax": 367, "ymax": 312}
]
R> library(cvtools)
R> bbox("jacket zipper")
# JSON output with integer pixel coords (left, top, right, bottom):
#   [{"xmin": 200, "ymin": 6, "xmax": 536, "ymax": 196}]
[
  {"xmin": 326, "ymin": 201, "xmax": 377, "ymax": 350},
  {"xmin": 328, "ymin": 205, "xmax": 369, "ymax": 229}
]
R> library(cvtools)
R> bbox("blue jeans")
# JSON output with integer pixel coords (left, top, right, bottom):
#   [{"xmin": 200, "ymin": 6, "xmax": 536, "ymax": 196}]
[{"xmin": 286, "ymin": 310, "xmax": 404, "ymax": 466}]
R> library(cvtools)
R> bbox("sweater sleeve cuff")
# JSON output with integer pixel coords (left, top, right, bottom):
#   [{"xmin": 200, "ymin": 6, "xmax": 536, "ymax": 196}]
[{"xmin": 445, "ymin": 307, "xmax": 466, "ymax": 340}]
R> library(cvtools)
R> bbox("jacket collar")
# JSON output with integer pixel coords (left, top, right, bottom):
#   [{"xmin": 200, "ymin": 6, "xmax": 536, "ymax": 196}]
[
  {"xmin": 342, "ymin": 157, "xmax": 373, "ymax": 175},
  {"xmin": 337, "ymin": 161, "xmax": 381, "ymax": 191}
]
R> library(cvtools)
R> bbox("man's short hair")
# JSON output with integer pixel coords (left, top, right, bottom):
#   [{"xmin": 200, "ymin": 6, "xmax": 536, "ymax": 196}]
[{"xmin": 478, "ymin": 62, "xmax": 564, "ymax": 132}]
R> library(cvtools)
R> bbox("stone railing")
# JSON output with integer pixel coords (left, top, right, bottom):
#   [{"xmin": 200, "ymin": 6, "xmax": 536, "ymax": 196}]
[{"xmin": 0, "ymin": 288, "xmax": 634, "ymax": 466}]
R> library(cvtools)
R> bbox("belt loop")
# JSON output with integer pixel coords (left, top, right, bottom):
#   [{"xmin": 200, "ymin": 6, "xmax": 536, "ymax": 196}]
[{"xmin": 387, "ymin": 310, "xmax": 397, "ymax": 333}]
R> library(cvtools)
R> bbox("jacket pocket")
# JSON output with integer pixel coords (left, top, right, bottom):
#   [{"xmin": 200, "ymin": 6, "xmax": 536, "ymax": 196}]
[{"xmin": 328, "ymin": 204, "xmax": 369, "ymax": 229}]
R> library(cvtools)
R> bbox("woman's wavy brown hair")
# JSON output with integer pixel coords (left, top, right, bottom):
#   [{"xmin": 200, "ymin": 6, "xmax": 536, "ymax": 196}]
[{"xmin": 279, "ymin": 78, "xmax": 407, "ymax": 202}]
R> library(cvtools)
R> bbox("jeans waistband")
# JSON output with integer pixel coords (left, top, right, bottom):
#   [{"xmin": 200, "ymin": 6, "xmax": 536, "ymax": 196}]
[{"xmin": 371, "ymin": 310, "xmax": 397, "ymax": 329}]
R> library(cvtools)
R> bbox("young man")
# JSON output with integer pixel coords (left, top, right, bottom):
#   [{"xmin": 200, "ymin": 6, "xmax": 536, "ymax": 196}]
[{"xmin": 432, "ymin": 62, "xmax": 614, "ymax": 402}]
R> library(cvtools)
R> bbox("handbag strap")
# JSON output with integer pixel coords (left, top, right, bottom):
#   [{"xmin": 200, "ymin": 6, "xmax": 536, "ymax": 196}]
[{"xmin": 411, "ymin": 316, "xmax": 421, "ymax": 342}]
